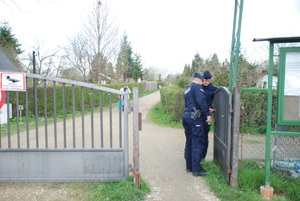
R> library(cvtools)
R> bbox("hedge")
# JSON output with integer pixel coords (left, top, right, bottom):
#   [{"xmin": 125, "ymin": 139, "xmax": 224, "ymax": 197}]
[
  {"xmin": 6, "ymin": 82, "xmax": 146, "ymax": 118},
  {"xmin": 160, "ymin": 85, "xmax": 280, "ymax": 134},
  {"xmin": 160, "ymin": 85, "xmax": 185, "ymax": 122}
]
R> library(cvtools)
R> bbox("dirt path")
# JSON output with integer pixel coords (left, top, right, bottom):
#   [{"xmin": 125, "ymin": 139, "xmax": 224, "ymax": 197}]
[
  {"xmin": 138, "ymin": 91, "xmax": 219, "ymax": 201},
  {"xmin": 0, "ymin": 90, "xmax": 220, "ymax": 201}
]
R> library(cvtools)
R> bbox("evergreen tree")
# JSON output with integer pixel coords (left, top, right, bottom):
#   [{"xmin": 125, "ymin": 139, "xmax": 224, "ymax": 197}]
[
  {"xmin": 116, "ymin": 34, "xmax": 133, "ymax": 82},
  {"xmin": 131, "ymin": 53, "xmax": 144, "ymax": 82},
  {"xmin": 0, "ymin": 22, "xmax": 22, "ymax": 54},
  {"xmin": 203, "ymin": 53, "xmax": 222, "ymax": 79},
  {"xmin": 0, "ymin": 21, "xmax": 23, "ymax": 70},
  {"xmin": 182, "ymin": 64, "xmax": 192, "ymax": 77},
  {"xmin": 191, "ymin": 53, "xmax": 204, "ymax": 74},
  {"xmin": 209, "ymin": 53, "xmax": 221, "ymax": 72}
]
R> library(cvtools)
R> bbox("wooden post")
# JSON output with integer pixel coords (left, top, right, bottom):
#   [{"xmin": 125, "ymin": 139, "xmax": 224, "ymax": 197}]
[{"xmin": 133, "ymin": 87, "xmax": 140, "ymax": 188}]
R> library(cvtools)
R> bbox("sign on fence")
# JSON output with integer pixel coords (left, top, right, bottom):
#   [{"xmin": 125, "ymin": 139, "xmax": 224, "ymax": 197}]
[{"xmin": 0, "ymin": 73, "xmax": 26, "ymax": 91}]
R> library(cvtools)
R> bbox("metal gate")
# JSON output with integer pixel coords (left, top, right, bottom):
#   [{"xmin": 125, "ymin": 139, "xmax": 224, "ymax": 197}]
[
  {"xmin": 213, "ymin": 87, "xmax": 232, "ymax": 182},
  {"xmin": 0, "ymin": 73, "xmax": 130, "ymax": 182}
]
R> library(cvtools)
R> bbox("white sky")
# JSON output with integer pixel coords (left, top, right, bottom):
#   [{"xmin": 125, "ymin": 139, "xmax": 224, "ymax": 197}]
[{"xmin": 1, "ymin": 0, "xmax": 300, "ymax": 74}]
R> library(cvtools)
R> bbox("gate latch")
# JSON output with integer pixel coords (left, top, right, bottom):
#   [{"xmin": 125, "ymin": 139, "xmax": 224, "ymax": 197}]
[{"xmin": 139, "ymin": 112, "xmax": 142, "ymax": 131}]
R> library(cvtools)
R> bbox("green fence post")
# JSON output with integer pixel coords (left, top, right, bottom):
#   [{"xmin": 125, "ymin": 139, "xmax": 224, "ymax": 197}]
[{"xmin": 259, "ymin": 41, "xmax": 275, "ymax": 198}]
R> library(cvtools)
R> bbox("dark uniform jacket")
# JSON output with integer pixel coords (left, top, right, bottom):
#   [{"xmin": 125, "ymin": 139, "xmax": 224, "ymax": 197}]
[
  {"xmin": 184, "ymin": 82, "xmax": 210, "ymax": 117},
  {"xmin": 202, "ymin": 83, "xmax": 217, "ymax": 109}
]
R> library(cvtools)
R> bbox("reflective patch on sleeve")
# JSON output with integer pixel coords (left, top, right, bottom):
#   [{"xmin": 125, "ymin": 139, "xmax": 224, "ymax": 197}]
[
  {"xmin": 196, "ymin": 124, "xmax": 202, "ymax": 127},
  {"xmin": 184, "ymin": 87, "xmax": 191, "ymax": 95}
]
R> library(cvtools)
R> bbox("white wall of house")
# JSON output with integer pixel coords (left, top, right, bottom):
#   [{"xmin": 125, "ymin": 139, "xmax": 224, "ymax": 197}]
[{"xmin": 256, "ymin": 75, "xmax": 278, "ymax": 89}]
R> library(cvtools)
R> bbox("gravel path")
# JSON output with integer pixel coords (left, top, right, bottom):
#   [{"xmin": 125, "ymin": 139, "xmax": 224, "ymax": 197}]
[
  {"xmin": 139, "ymin": 91, "xmax": 220, "ymax": 201},
  {"xmin": 0, "ymin": 90, "xmax": 220, "ymax": 201}
]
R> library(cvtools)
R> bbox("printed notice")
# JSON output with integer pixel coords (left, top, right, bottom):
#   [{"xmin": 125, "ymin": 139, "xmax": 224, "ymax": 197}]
[
  {"xmin": 284, "ymin": 52, "xmax": 300, "ymax": 96},
  {"xmin": 0, "ymin": 73, "xmax": 26, "ymax": 91}
]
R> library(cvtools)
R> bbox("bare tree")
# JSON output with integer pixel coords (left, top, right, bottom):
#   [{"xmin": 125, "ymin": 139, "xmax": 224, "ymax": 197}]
[
  {"xmin": 86, "ymin": 1, "xmax": 119, "ymax": 83},
  {"xmin": 65, "ymin": 1, "xmax": 119, "ymax": 83},
  {"xmin": 64, "ymin": 35, "xmax": 92, "ymax": 82},
  {"xmin": 24, "ymin": 39, "xmax": 60, "ymax": 77}
]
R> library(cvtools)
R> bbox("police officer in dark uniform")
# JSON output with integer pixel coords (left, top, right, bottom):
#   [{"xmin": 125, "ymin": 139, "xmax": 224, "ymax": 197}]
[
  {"xmin": 201, "ymin": 70, "xmax": 217, "ymax": 162},
  {"xmin": 182, "ymin": 73, "xmax": 211, "ymax": 176}
]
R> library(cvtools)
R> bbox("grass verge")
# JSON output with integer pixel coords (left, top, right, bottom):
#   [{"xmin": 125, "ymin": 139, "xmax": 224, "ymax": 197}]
[
  {"xmin": 87, "ymin": 176, "xmax": 150, "ymax": 201},
  {"xmin": 52, "ymin": 176, "xmax": 150, "ymax": 201},
  {"xmin": 147, "ymin": 102, "xmax": 182, "ymax": 128}
]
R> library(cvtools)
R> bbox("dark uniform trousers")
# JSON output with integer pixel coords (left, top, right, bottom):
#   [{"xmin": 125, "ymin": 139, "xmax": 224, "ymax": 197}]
[
  {"xmin": 182, "ymin": 113, "xmax": 205, "ymax": 172},
  {"xmin": 201, "ymin": 122, "xmax": 210, "ymax": 160}
]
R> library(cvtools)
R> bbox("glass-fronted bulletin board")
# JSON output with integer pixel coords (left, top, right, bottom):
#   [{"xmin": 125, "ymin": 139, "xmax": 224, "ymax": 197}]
[{"xmin": 277, "ymin": 47, "xmax": 300, "ymax": 125}]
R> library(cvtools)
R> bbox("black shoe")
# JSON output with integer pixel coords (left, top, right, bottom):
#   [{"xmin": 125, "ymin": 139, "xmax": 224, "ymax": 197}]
[
  {"xmin": 186, "ymin": 169, "xmax": 192, "ymax": 172},
  {"xmin": 192, "ymin": 170, "xmax": 207, "ymax": 177}
]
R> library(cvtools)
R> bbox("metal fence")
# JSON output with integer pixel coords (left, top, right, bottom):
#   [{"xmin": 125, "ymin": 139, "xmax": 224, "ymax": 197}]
[
  {"xmin": 0, "ymin": 73, "xmax": 130, "ymax": 182},
  {"xmin": 239, "ymin": 89, "xmax": 268, "ymax": 168},
  {"xmin": 272, "ymin": 129, "xmax": 300, "ymax": 178},
  {"xmin": 239, "ymin": 89, "xmax": 300, "ymax": 179}
]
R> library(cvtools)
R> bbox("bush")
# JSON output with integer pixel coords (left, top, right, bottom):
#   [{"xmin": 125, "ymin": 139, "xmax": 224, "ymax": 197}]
[
  {"xmin": 160, "ymin": 85, "xmax": 185, "ymax": 122},
  {"xmin": 240, "ymin": 89, "xmax": 277, "ymax": 134}
]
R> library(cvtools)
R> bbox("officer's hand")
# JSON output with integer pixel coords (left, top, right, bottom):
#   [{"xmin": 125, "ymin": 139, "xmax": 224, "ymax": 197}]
[
  {"xmin": 209, "ymin": 108, "xmax": 214, "ymax": 113},
  {"xmin": 206, "ymin": 116, "xmax": 211, "ymax": 123}
]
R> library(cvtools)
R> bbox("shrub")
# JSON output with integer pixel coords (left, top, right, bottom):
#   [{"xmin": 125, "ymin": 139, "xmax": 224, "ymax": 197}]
[{"xmin": 160, "ymin": 85, "xmax": 185, "ymax": 122}]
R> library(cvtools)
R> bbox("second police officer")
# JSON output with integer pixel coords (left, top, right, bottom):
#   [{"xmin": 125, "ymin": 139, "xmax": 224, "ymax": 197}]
[
  {"xmin": 182, "ymin": 73, "xmax": 211, "ymax": 176},
  {"xmin": 201, "ymin": 70, "xmax": 217, "ymax": 162}
]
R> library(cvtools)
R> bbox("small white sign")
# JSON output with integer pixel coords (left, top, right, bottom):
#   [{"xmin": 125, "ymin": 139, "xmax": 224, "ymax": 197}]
[{"xmin": 0, "ymin": 73, "xmax": 26, "ymax": 91}]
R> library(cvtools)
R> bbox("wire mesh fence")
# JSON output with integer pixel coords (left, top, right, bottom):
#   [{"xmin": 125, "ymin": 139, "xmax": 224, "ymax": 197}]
[
  {"xmin": 239, "ymin": 90, "xmax": 268, "ymax": 169},
  {"xmin": 239, "ymin": 90, "xmax": 300, "ymax": 178},
  {"xmin": 272, "ymin": 133, "xmax": 300, "ymax": 179}
]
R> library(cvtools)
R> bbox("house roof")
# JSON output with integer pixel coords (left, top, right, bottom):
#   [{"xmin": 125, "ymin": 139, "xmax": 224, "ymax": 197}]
[
  {"xmin": 0, "ymin": 48, "xmax": 20, "ymax": 72},
  {"xmin": 253, "ymin": 36, "xmax": 300, "ymax": 43},
  {"xmin": 99, "ymin": 72, "xmax": 112, "ymax": 80}
]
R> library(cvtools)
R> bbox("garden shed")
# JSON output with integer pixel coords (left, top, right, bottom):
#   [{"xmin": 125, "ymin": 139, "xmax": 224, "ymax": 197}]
[{"xmin": 255, "ymin": 74, "xmax": 277, "ymax": 89}]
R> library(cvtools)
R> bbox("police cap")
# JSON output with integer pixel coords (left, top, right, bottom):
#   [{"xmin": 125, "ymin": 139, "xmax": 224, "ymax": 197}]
[
  {"xmin": 193, "ymin": 73, "xmax": 204, "ymax": 81},
  {"xmin": 203, "ymin": 70, "xmax": 212, "ymax": 79}
]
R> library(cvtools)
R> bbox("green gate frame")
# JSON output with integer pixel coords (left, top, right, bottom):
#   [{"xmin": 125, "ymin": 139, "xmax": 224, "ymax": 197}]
[{"xmin": 253, "ymin": 37, "xmax": 300, "ymax": 188}]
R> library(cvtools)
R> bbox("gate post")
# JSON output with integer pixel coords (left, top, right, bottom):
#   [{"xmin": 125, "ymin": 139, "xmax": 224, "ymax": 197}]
[
  {"xmin": 231, "ymin": 87, "xmax": 241, "ymax": 188},
  {"xmin": 133, "ymin": 87, "xmax": 140, "ymax": 188}
]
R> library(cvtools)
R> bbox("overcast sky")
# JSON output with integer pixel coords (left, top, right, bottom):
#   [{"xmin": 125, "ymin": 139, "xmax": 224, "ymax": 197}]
[{"xmin": 1, "ymin": 0, "xmax": 300, "ymax": 74}]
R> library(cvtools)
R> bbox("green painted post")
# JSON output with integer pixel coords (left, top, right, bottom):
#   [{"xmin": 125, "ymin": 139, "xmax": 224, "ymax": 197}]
[
  {"xmin": 265, "ymin": 42, "xmax": 274, "ymax": 187},
  {"xmin": 228, "ymin": 1, "xmax": 238, "ymax": 92},
  {"xmin": 234, "ymin": 0, "xmax": 244, "ymax": 88},
  {"xmin": 229, "ymin": 0, "xmax": 244, "ymax": 92}
]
